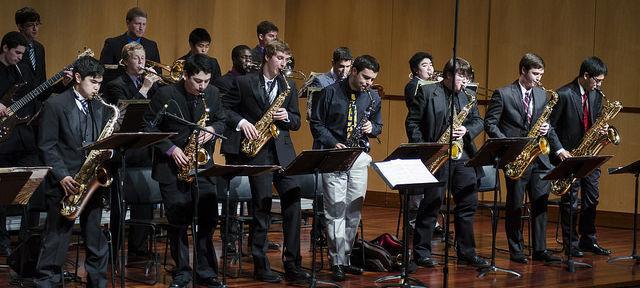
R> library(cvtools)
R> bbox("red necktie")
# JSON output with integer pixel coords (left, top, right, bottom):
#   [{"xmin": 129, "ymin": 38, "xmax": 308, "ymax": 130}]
[{"xmin": 582, "ymin": 92, "xmax": 589, "ymax": 130}]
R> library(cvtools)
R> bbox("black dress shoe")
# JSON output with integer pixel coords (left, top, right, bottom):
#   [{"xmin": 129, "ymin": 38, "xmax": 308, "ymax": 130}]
[
  {"xmin": 565, "ymin": 247, "xmax": 584, "ymax": 257},
  {"xmin": 169, "ymin": 278, "xmax": 190, "ymax": 288},
  {"xmin": 268, "ymin": 240, "xmax": 281, "ymax": 250},
  {"xmin": 509, "ymin": 254, "xmax": 528, "ymax": 264},
  {"xmin": 284, "ymin": 267, "xmax": 310, "ymax": 282},
  {"xmin": 196, "ymin": 276, "xmax": 223, "ymax": 288},
  {"xmin": 254, "ymin": 270, "xmax": 282, "ymax": 283},
  {"xmin": 0, "ymin": 245, "xmax": 11, "ymax": 257},
  {"xmin": 532, "ymin": 250, "xmax": 562, "ymax": 263},
  {"xmin": 579, "ymin": 242, "xmax": 611, "ymax": 255},
  {"xmin": 343, "ymin": 265, "xmax": 364, "ymax": 275},
  {"xmin": 415, "ymin": 257, "xmax": 438, "ymax": 267},
  {"xmin": 457, "ymin": 255, "xmax": 490, "ymax": 268},
  {"xmin": 331, "ymin": 265, "xmax": 346, "ymax": 281}
]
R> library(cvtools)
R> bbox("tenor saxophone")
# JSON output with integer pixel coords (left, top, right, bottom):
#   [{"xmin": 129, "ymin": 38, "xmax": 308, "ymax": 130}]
[
  {"xmin": 60, "ymin": 94, "xmax": 118, "ymax": 221},
  {"xmin": 241, "ymin": 73, "xmax": 290, "ymax": 157},
  {"xmin": 177, "ymin": 93, "xmax": 210, "ymax": 183},
  {"xmin": 504, "ymin": 83, "xmax": 558, "ymax": 179},
  {"xmin": 426, "ymin": 87, "xmax": 476, "ymax": 173},
  {"xmin": 550, "ymin": 89, "xmax": 622, "ymax": 196}
]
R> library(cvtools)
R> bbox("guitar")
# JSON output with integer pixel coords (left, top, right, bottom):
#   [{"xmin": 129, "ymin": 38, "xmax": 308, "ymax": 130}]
[{"xmin": 0, "ymin": 48, "xmax": 94, "ymax": 143}]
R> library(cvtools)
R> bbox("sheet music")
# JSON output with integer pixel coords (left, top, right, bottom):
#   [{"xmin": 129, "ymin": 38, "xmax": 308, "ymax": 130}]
[{"xmin": 373, "ymin": 159, "xmax": 437, "ymax": 187}]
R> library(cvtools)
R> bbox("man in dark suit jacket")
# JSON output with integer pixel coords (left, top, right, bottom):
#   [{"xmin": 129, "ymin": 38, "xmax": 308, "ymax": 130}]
[
  {"xmin": 485, "ymin": 53, "xmax": 561, "ymax": 264},
  {"xmin": 213, "ymin": 44, "xmax": 253, "ymax": 99},
  {"xmin": 144, "ymin": 54, "xmax": 226, "ymax": 288},
  {"xmin": 406, "ymin": 57, "xmax": 488, "ymax": 268},
  {"xmin": 35, "ymin": 56, "xmax": 111, "ymax": 288},
  {"xmin": 221, "ymin": 39, "xmax": 308, "ymax": 284},
  {"xmin": 178, "ymin": 28, "xmax": 222, "ymax": 81},
  {"xmin": 404, "ymin": 52, "xmax": 437, "ymax": 109},
  {"xmin": 549, "ymin": 56, "xmax": 611, "ymax": 256},
  {"xmin": 99, "ymin": 7, "xmax": 160, "ymax": 90},
  {"xmin": 251, "ymin": 20, "xmax": 279, "ymax": 66}
]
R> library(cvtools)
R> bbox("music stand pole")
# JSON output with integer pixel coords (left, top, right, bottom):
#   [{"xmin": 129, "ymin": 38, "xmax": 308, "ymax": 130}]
[{"xmin": 607, "ymin": 160, "xmax": 640, "ymax": 264}]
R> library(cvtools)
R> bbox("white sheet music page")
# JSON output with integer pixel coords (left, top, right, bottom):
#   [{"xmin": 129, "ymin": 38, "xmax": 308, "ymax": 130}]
[{"xmin": 373, "ymin": 159, "xmax": 437, "ymax": 188}]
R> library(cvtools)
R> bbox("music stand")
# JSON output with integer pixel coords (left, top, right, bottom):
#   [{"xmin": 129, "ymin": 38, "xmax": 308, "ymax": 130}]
[
  {"xmin": 199, "ymin": 164, "xmax": 281, "ymax": 287},
  {"xmin": 608, "ymin": 159, "xmax": 640, "ymax": 264},
  {"xmin": 373, "ymin": 143, "xmax": 447, "ymax": 288},
  {"xmin": 278, "ymin": 148, "xmax": 363, "ymax": 288},
  {"xmin": 466, "ymin": 137, "xmax": 531, "ymax": 279},
  {"xmin": 543, "ymin": 155, "xmax": 612, "ymax": 272},
  {"xmin": 116, "ymin": 100, "xmax": 150, "ymax": 133},
  {"xmin": 84, "ymin": 132, "xmax": 175, "ymax": 287}
]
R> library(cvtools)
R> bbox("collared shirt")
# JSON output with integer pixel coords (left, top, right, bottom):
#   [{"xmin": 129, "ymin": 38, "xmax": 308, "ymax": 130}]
[
  {"xmin": 263, "ymin": 74, "xmax": 279, "ymax": 103},
  {"xmin": 72, "ymin": 87, "xmax": 88, "ymax": 113}
]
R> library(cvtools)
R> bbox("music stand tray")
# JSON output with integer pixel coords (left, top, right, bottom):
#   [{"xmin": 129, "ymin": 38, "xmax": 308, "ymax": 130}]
[
  {"xmin": 384, "ymin": 142, "xmax": 448, "ymax": 163},
  {"xmin": 466, "ymin": 137, "xmax": 532, "ymax": 279},
  {"xmin": 543, "ymin": 155, "xmax": 612, "ymax": 272},
  {"xmin": 608, "ymin": 159, "xmax": 640, "ymax": 264},
  {"xmin": 116, "ymin": 100, "xmax": 151, "ymax": 133},
  {"xmin": 0, "ymin": 166, "xmax": 50, "ymax": 205}
]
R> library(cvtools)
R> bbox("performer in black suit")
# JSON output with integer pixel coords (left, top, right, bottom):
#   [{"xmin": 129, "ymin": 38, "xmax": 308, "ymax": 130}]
[
  {"xmin": 99, "ymin": 7, "xmax": 161, "ymax": 89},
  {"xmin": 144, "ymin": 54, "xmax": 226, "ymax": 288},
  {"xmin": 0, "ymin": 31, "xmax": 36, "ymax": 256},
  {"xmin": 549, "ymin": 56, "xmax": 611, "ymax": 257},
  {"xmin": 178, "ymin": 28, "xmax": 222, "ymax": 81},
  {"xmin": 484, "ymin": 53, "xmax": 561, "ymax": 264},
  {"xmin": 35, "ymin": 56, "xmax": 110, "ymax": 288},
  {"xmin": 251, "ymin": 20, "xmax": 279, "ymax": 66},
  {"xmin": 221, "ymin": 39, "xmax": 308, "ymax": 284},
  {"xmin": 404, "ymin": 52, "xmax": 435, "ymax": 108},
  {"xmin": 406, "ymin": 57, "xmax": 488, "ymax": 268},
  {"xmin": 104, "ymin": 42, "xmax": 161, "ymax": 261}
]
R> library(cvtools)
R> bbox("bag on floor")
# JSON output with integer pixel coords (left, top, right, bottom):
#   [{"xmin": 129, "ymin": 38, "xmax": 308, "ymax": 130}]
[{"xmin": 350, "ymin": 238, "xmax": 394, "ymax": 272}]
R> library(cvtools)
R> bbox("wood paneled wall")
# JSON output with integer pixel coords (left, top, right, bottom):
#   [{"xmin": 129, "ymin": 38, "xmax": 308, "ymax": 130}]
[{"xmin": 1, "ymin": 0, "xmax": 638, "ymax": 213}]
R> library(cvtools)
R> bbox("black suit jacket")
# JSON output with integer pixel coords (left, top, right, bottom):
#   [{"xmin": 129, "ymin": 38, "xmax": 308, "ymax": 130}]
[
  {"xmin": 403, "ymin": 77, "xmax": 420, "ymax": 108},
  {"xmin": 548, "ymin": 78, "xmax": 603, "ymax": 159},
  {"xmin": 104, "ymin": 73, "xmax": 158, "ymax": 105},
  {"xmin": 220, "ymin": 72, "xmax": 300, "ymax": 167},
  {"xmin": 19, "ymin": 40, "xmax": 46, "ymax": 86},
  {"xmin": 38, "ymin": 89, "xmax": 110, "ymax": 192},
  {"xmin": 144, "ymin": 81, "xmax": 226, "ymax": 184},
  {"xmin": 484, "ymin": 81, "xmax": 561, "ymax": 169},
  {"xmin": 99, "ymin": 33, "xmax": 161, "ymax": 88},
  {"xmin": 212, "ymin": 70, "xmax": 241, "ymax": 100}
]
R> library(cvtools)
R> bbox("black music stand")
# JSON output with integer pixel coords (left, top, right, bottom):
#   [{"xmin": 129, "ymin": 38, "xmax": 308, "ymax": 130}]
[
  {"xmin": 608, "ymin": 159, "xmax": 640, "ymax": 264},
  {"xmin": 466, "ymin": 137, "xmax": 531, "ymax": 279},
  {"xmin": 279, "ymin": 148, "xmax": 363, "ymax": 288},
  {"xmin": 543, "ymin": 155, "xmax": 612, "ymax": 272},
  {"xmin": 84, "ymin": 132, "xmax": 174, "ymax": 288},
  {"xmin": 199, "ymin": 164, "xmax": 281, "ymax": 287},
  {"xmin": 373, "ymin": 143, "xmax": 447, "ymax": 288},
  {"xmin": 116, "ymin": 100, "xmax": 150, "ymax": 133}
]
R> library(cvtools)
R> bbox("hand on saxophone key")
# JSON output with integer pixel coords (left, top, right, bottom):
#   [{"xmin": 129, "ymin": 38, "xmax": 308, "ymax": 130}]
[
  {"xmin": 240, "ymin": 122, "xmax": 259, "ymax": 140},
  {"xmin": 598, "ymin": 123, "xmax": 609, "ymax": 136},
  {"xmin": 198, "ymin": 126, "xmax": 214, "ymax": 144},
  {"xmin": 171, "ymin": 146, "xmax": 190, "ymax": 168},
  {"xmin": 558, "ymin": 150, "xmax": 572, "ymax": 161},
  {"xmin": 538, "ymin": 123, "xmax": 550, "ymax": 136},
  {"xmin": 452, "ymin": 126, "xmax": 467, "ymax": 140},
  {"xmin": 60, "ymin": 176, "xmax": 80, "ymax": 196},
  {"xmin": 272, "ymin": 108, "xmax": 288, "ymax": 121},
  {"xmin": 361, "ymin": 121, "xmax": 373, "ymax": 134}
]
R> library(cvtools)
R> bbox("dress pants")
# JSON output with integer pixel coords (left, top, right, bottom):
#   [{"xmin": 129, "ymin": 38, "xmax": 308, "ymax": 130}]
[
  {"xmin": 560, "ymin": 168, "xmax": 601, "ymax": 249},
  {"xmin": 159, "ymin": 177, "xmax": 218, "ymax": 282},
  {"xmin": 413, "ymin": 154, "xmax": 479, "ymax": 259},
  {"xmin": 504, "ymin": 160, "xmax": 550, "ymax": 255},
  {"xmin": 35, "ymin": 190, "xmax": 109, "ymax": 288},
  {"xmin": 323, "ymin": 152, "xmax": 371, "ymax": 266}
]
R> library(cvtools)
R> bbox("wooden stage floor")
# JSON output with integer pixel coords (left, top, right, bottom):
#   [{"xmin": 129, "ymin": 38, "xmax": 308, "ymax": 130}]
[{"xmin": 2, "ymin": 205, "xmax": 639, "ymax": 287}]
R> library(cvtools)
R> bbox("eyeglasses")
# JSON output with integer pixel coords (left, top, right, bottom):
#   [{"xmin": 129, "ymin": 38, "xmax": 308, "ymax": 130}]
[
  {"xmin": 590, "ymin": 76, "xmax": 605, "ymax": 84},
  {"xmin": 21, "ymin": 22, "xmax": 41, "ymax": 29}
]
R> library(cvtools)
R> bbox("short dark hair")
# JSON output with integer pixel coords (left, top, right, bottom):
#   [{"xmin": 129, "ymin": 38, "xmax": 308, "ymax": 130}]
[
  {"xmin": 72, "ymin": 56, "xmax": 104, "ymax": 80},
  {"xmin": 519, "ymin": 53, "xmax": 545, "ymax": 74},
  {"xmin": 1, "ymin": 31, "xmax": 28, "ymax": 51},
  {"xmin": 15, "ymin": 7, "xmax": 40, "ymax": 26},
  {"xmin": 332, "ymin": 47, "xmax": 352, "ymax": 63},
  {"xmin": 256, "ymin": 20, "xmax": 278, "ymax": 36},
  {"xmin": 443, "ymin": 57, "xmax": 473, "ymax": 80},
  {"xmin": 264, "ymin": 39, "xmax": 291, "ymax": 60},
  {"xmin": 352, "ymin": 55, "xmax": 380, "ymax": 73},
  {"xmin": 409, "ymin": 52, "xmax": 433, "ymax": 74},
  {"xmin": 126, "ymin": 7, "xmax": 147, "ymax": 22},
  {"xmin": 579, "ymin": 56, "xmax": 608, "ymax": 77},
  {"xmin": 184, "ymin": 53, "xmax": 213, "ymax": 77},
  {"xmin": 188, "ymin": 28, "xmax": 211, "ymax": 46},
  {"xmin": 232, "ymin": 44, "xmax": 251, "ymax": 61}
]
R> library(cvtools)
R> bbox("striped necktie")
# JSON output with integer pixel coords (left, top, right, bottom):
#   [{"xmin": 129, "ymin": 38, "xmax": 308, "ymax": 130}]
[
  {"xmin": 28, "ymin": 43, "xmax": 36, "ymax": 71},
  {"xmin": 79, "ymin": 98, "xmax": 88, "ymax": 114},
  {"xmin": 523, "ymin": 91, "xmax": 532, "ymax": 125}
]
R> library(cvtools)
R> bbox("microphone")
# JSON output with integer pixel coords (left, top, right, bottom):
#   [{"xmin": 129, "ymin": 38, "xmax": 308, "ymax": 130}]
[{"xmin": 150, "ymin": 103, "xmax": 168, "ymax": 127}]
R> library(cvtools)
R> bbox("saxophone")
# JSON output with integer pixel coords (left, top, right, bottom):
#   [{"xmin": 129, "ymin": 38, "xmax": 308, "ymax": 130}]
[
  {"xmin": 60, "ymin": 95, "xmax": 118, "ymax": 221},
  {"xmin": 177, "ymin": 93, "xmax": 210, "ymax": 183},
  {"xmin": 241, "ymin": 73, "xmax": 290, "ymax": 157},
  {"xmin": 504, "ymin": 83, "xmax": 559, "ymax": 179},
  {"xmin": 345, "ymin": 88, "xmax": 377, "ymax": 152},
  {"xmin": 426, "ymin": 87, "xmax": 476, "ymax": 173},
  {"xmin": 550, "ymin": 89, "xmax": 622, "ymax": 196}
]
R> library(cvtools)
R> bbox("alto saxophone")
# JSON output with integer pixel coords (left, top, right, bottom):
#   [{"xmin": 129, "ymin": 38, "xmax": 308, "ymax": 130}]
[
  {"xmin": 241, "ymin": 73, "xmax": 290, "ymax": 157},
  {"xmin": 345, "ymin": 88, "xmax": 377, "ymax": 153},
  {"xmin": 60, "ymin": 94, "xmax": 118, "ymax": 221},
  {"xmin": 504, "ymin": 83, "xmax": 558, "ymax": 179},
  {"xmin": 550, "ymin": 89, "xmax": 622, "ymax": 196},
  {"xmin": 426, "ymin": 87, "xmax": 476, "ymax": 173},
  {"xmin": 177, "ymin": 93, "xmax": 210, "ymax": 183}
]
